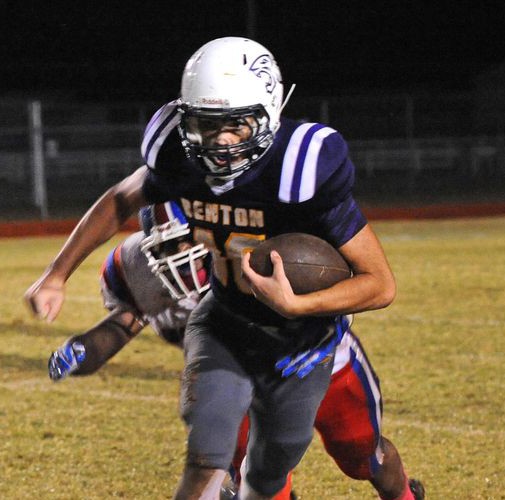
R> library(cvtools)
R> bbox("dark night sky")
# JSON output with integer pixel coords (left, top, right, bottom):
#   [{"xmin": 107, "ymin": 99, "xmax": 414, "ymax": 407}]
[{"xmin": 1, "ymin": 1, "xmax": 505, "ymax": 102}]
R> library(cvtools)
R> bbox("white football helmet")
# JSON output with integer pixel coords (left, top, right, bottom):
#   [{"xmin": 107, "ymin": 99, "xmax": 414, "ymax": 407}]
[
  {"xmin": 178, "ymin": 37, "xmax": 284, "ymax": 179},
  {"xmin": 139, "ymin": 202, "xmax": 210, "ymax": 300}
]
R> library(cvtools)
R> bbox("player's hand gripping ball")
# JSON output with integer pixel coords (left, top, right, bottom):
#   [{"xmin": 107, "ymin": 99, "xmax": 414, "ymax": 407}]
[{"xmin": 249, "ymin": 233, "xmax": 351, "ymax": 294}]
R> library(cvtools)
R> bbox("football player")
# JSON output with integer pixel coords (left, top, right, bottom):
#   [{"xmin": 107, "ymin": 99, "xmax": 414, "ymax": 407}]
[
  {"xmin": 47, "ymin": 201, "xmax": 209, "ymax": 380},
  {"xmin": 45, "ymin": 203, "xmax": 416, "ymax": 500},
  {"xmin": 26, "ymin": 37, "xmax": 425, "ymax": 499}
]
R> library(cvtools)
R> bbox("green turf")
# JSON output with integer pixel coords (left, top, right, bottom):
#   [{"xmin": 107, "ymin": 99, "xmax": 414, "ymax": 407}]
[{"xmin": 1, "ymin": 218, "xmax": 505, "ymax": 498}]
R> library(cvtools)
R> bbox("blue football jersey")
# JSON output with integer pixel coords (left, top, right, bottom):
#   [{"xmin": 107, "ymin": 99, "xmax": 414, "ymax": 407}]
[{"xmin": 140, "ymin": 100, "xmax": 367, "ymax": 325}]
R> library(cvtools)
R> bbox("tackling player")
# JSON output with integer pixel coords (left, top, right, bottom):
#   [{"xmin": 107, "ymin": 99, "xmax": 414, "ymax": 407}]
[
  {"xmin": 47, "ymin": 202, "xmax": 210, "ymax": 380},
  {"xmin": 25, "ymin": 37, "xmax": 425, "ymax": 499},
  {"xmin": 47, "ymin": 201, "xmax": 294, "ymax": 499}
]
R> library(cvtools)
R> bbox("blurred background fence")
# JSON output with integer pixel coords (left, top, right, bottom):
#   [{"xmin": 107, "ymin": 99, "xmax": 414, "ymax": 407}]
[{"xmin": 1, "ymin": 88, "xmax": 504, "ymax": 221}]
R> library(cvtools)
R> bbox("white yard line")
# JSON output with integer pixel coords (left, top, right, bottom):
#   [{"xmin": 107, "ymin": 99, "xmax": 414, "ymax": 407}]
[
  {"xmin": 1, "ymin": 377, "xmax": 174, "ymax": 402},
  {"xmin": 385, "ymin": 417, "xmax": 499, "ymax": 437},
  {"xmin": 2, "ymin": 379, "xmax": 503, "ymax": 438}
]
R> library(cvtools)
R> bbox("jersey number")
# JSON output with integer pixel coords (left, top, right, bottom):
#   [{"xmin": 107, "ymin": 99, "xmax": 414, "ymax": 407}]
[{"xmin": 193, "ymin": 228, "xmax": 266, "ymax": 293}]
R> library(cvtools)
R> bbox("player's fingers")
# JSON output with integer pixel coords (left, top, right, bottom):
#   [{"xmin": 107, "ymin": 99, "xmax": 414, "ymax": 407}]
[
  {"xmin": 24, "ymin": 286, "xmax": 40, "ymax": 313},
  {"xmin": 24, "ymin": 292, "xmax": 46, "ymax": 317},
  {"xmin": 276, "ymin": 349, "xmax": 309, "ymax": 372},
  {"xmin": 294, "ymin": 354, "xmax": 318, "ymax": 379},
  {"xmin": 31, "ymin": 297, "xmax": 53, "ymax": 321},
  {"xmin": 240, "ymin": 252, "xmax": 261, "ymax": 298},
  {"xmin": 24, "ymin": 296, "xmax": 38, "ymax": 315},
  {"xmin": 45, "ymin": 296, "xmax": 64, "ymax": 323},
  {"xmin": 26, "ymin": 288, "xmax": 63, "ymax": 322},
  {"xmin": 241, "ymin": 251, "xmax": 262, "ymax": 286},
  {"xmin": 240, "ymin": 250, "xmax": 255, "ymax": 280},
  {"xmin": 275, "ymin": 355, "xmax": 291, "ymax": 371},
  {"xmin": 270, "ymin": 251, "xmax": 286, "ymax": 278},
  {"xmin": 45, "ymin": 307, "xmax": 58, "ymax": 323}
]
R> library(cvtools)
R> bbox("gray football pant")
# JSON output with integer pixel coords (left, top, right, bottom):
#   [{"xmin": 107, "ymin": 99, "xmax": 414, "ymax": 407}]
[{"xmin": 180, "ymin": 292, "xmax": 333, "ymax": 495}]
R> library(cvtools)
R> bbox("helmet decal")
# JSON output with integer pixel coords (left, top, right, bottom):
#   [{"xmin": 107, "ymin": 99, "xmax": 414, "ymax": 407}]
[
  {"xmin": 249, "ymin": 54, "xmax": 278, "ymax": 95},
  {"xmin": 155, "ymin": 201, "xmax": 188, "ymax": 226},
  {"xmin": 139, "ymin": 202, "xmax": 187, "ymax": 237}
]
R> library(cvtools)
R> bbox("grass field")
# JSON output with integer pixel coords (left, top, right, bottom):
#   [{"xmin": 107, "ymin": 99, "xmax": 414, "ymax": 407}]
[{"xmin": 1, "ymin": 217, "xmax": 505, "ymax": 499}]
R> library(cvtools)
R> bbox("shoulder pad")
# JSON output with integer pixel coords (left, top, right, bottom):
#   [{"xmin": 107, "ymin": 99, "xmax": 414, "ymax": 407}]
[
  {"xmin": 141, "ymin": 100, "xmax": 181, "ymax": 169},
  {"xmin": 278, "ymin": 122, "xmax": 349, "ymax": 203}
]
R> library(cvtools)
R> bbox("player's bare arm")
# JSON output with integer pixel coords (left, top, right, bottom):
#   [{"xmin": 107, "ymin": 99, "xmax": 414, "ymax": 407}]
[
  {"xmin": 48, "ymin": 308, "xmax": 146, "ymax": 380},
  {"xmin": 24, "ymin": 166, "xmax": 149, "ymax": 322},
  {"xmin": 242, "ymin": 224, "xmax": 396, "ymax": 318}
]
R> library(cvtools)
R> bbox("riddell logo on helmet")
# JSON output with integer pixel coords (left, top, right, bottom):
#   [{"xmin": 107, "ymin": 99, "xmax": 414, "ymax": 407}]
[{"xmin": 197, "ymin": 97, "xmax": 230, "ymax": 107}]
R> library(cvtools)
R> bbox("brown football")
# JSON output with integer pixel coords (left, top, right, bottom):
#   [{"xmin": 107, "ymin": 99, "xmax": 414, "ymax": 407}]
[{"xmin": 249, "ymin": 233, "xmax": 351, "ymax": 294}]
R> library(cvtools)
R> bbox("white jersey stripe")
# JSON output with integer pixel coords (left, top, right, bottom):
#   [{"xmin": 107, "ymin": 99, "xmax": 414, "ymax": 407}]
[
  {"xmin": 332, "ymin": 330, "xmax": 352, "ymax": 373},
  {"xmin": 331, "ymin": 330, "xmax": 382, "ymax": 437},
  {"xmin": 278, "ymin": 123, "xmax": 336, "ymax": 203},
  {"xmin": 143, "ymin": 104, "xmax": 166, "ymax": 138},
  {"xmin": 299, "ymin": 127, "xmax": 336, "ymax": 201},
  {"xmin": 141, "ymin": 102, "xmax": 181, "ymax": 168},
  {"xmin": 350, "ymin": 339, "xmax": 382, "ymax": 436},
  {"xmin": 141, "ymin": 103, "xmax": 172, "ymax": 158},
  {"xmin": 278, "ymin": 122, "xmax": 316, "ymax": 202}
]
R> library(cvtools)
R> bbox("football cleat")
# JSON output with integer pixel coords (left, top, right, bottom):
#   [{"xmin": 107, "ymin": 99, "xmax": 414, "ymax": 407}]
[
  {"xmin": 408, "ymin": 478, "xmax": 425, "ymax": 500},
  {"xmin": 48, "ymin": 341, "xmax": 86, "ymax": 381}
]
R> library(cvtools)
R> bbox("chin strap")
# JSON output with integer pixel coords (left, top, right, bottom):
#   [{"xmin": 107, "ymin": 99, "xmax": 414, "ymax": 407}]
[{"xmin": 205, "ymin": 174, "xmax": 237, "ymax": 195}]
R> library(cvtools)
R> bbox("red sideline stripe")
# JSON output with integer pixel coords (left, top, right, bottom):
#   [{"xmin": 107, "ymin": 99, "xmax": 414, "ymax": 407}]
[
  {"xmin": 361, "ymin": 202, "xmax": 505, "ymax": 220},
  {"xmin": 1, "ymin": 203, "xmax": 505, "ymax": 237},
  {"xmin": 0, "ymin": 217, "xmax": 140, "ymax": 237}
]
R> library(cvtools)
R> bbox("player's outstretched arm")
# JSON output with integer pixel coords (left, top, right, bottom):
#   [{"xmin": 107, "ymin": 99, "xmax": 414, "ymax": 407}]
[
  {"xmin": 24, "ymin": 166, "xmax": 148, "ymax": 323},
  {"xmin": 48, "ymin": 308, "xmax": 146, "ymax": 380}
]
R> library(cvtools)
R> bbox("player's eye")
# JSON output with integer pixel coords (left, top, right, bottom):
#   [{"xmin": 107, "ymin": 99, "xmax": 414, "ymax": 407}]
[
  {"xmin": 199, "ymin": 119, "xmax": 219, "ymax": 131},
  {"xmin": 223, "ymin": 119, "xmax": 242, "ymax": 129},
  {"xmin": 186, "ymin": 117, "xmax": 217, "ymax": 134}
]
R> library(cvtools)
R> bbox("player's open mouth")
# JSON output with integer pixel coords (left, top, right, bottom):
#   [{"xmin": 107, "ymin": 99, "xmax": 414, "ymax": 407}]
[{"xmin": 213, "ymin": 155, "xmax": 228, "ymax": 166}]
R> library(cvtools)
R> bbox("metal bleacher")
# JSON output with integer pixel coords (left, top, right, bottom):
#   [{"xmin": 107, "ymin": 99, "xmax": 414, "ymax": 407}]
[
  {"xmin": 349, "ymin": 138, "xmax": 461, "ymax": 176},
  {"xmin": 349, "ymin": 136, "xmax": 503, "ymax": 179},
  {"xmin": 45, "ymin": 148, "xmax": 142, "ymax": 181},
  {"xmin": 0, "ymin": 92, "xmax": 504, "ymax": 219}
]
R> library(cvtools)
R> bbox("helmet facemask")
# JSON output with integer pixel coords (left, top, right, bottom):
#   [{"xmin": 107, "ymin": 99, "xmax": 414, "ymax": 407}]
[
  {"xmin": 178, "ymin": 104, "xmax": 273, "ymax": 178},
  {"xmin": 140, "ymin": 220, "xmax": 210, "ymax": 300}
]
